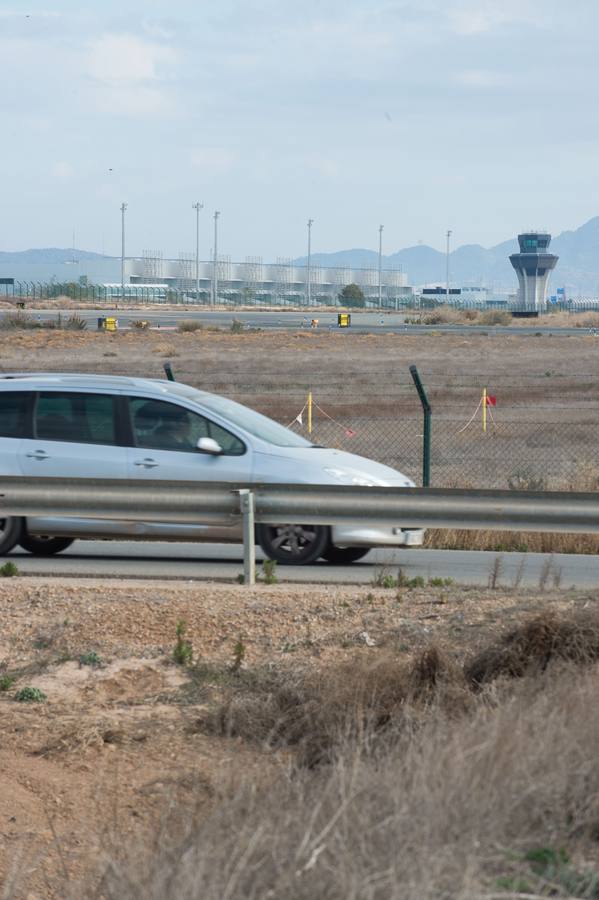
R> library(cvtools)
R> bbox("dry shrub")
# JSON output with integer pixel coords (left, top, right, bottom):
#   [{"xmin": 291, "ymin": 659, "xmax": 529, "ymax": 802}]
[
  {"xmin": 178, "ymin": 319, "xmax": 204, "ymax": 332},
  {"xmin": 425, "ymin": 526, "xmax": 599, "ymax": 554},
  {"xmin": 465, "ymin": 609, "xmax": 599, "ymax": 687},
  {"xmin": 0, "ymin": 310, "xmax": 38, "ymax": 329},
  {"xmin": 204, "ymin": 647, "xmax": 469, "ymax": 766},
  {"xmin": 81, "ymin": 664, "xmax": 599, "ymax": 900},
  {"xmin": 478, "ymin": 308, "xmax": 512, "ymax": 325},
  {"xmin": 421, "ymin": 305, "xmax": 469, "ymax": 325},
  {"xmin": 571, "ymin": 311, "xmax": 599, "ymax": 328}
]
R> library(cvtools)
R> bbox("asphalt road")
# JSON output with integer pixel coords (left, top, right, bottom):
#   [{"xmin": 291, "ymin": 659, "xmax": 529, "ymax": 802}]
[
  {"xmin": 6, "ymin": 540, "xmax": 599, "ymax": 588},
  {"xmin": 14, "ymin": 308, "xmax": 595, "ymax": 336}
]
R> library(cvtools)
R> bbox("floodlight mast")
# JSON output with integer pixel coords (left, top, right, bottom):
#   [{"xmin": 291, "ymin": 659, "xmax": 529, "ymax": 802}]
[
  {"xmin": 307, "ymin": 219, "xmax": 314, "ymax": 306},
  {"xmin": 193, "ymin": 201, "xmax": 204, "ymax": 301}
]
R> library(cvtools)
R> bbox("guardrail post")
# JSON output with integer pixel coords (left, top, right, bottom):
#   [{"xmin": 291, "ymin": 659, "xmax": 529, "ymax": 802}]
[
  {"xmin": 238, "ymin": 489, "xmax": 256, "ymax": 585},
  {"xmin": 409, "ymin": 364, "xmax": 432, "ymax": 487}
]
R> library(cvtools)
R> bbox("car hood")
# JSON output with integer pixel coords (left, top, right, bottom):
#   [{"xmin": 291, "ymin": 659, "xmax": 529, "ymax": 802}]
[{"xmin": 253, "ymin": 446, "xmax": 415, "ymax": 486}]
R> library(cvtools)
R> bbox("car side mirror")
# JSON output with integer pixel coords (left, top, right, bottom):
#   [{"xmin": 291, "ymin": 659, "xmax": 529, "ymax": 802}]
[{"xmin": 197, "ymin": 436, "xmax": 223, "ymax": 455}]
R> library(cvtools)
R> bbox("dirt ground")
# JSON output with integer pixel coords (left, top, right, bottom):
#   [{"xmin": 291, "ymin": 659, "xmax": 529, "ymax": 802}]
[
  {"xmin": 1, "ymin": 575, "xmax": 598, "ymax": 897},
  {"xmin": 1, "ymin": 326, "xmax": 598, "ymax": 417}
]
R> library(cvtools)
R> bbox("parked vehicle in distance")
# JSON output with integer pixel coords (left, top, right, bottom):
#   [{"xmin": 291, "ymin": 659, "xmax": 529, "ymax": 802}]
[{"xmin": 0, "ymin": 374, "xmax": 424, "ymax": 564}]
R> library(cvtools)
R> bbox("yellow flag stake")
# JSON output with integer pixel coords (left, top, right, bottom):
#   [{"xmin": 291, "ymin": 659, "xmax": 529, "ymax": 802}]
[
  {"xmin": 308, "ymin": 391, "xmax": 313, "ymax": 434},
  {"xmin": 482, "ymin": 387, "xmax": 487, "ymax": 433}
]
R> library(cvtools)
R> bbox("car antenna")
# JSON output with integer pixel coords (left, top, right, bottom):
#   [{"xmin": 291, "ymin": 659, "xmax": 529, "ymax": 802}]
[{"xmin": 163, "ymin": 362, "xmax": 176, "ymax": 382}]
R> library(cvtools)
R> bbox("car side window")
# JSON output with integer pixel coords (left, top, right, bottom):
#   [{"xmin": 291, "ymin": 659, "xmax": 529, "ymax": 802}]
[
  {"xmin": 35, "ymin": 392, "xmax": 117, "ymax": 445},
  {"xmin": 129, "ymin": 398, "xmax": 245, "ymax": 455},
  {"xmin": 0, "ymin": 391, "xmax": 30, "ymax": 438}
]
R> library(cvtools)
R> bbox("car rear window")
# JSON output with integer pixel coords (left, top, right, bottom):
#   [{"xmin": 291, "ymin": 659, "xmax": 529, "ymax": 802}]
[
  {"xmin": 0, "ymin": 391, "xmax": 30, "ymax": 438},
  {"xmin": 35, "ymin": 392, "xmax": 117, "ymax": 445}
]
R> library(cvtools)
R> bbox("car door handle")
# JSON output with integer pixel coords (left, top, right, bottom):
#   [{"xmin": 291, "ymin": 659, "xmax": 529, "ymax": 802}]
[
  {"xmin": 26, "ymin": 451, "xmax": 49, "ymax": 460},
  {"xmin": 133, "ymin": 458, "xmax": 159, "ymax": 468}
]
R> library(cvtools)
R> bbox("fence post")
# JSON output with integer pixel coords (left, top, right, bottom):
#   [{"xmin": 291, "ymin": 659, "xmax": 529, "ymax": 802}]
[
  {"xmin": 409, "ymin": 364, "xmax": 432, "ymax": 487},
  {"xmin": 238, "ymin": 489, "xmax": 256, "ymax": 586}
]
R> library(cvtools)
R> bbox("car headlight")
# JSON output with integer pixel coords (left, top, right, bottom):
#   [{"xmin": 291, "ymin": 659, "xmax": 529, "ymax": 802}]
[{"xmin": 323, "ymin": 467, "xmax": 379, "ymax": 486}]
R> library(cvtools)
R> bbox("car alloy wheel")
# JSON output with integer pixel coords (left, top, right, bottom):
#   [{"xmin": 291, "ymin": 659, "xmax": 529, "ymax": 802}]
[{"xmin": 257, "ymin": 524, "xmax": 329, "ymax": 566}]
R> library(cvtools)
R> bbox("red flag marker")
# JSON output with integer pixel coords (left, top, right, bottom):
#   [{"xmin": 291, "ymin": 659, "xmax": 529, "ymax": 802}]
[{"xmin": 485, "ymin": 395, "xmax": 497, "ymax": 407}]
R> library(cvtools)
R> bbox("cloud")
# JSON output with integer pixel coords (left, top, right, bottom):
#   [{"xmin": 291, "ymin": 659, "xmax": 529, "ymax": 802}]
[
  {"xmin": 51, "ymin": 161, "xmax": 74, "ymax": 180},
  {"xmin": 190, "ymin": 148, "xmax": 238, "ymax": 174},
  {"xmin": 447, "ymin": 0, "xmax": 538, "ymax": 35},
  {"xmin": 454, "ymin": 69, "xmax": 509, "ymax": 88},
  {"xmin": 85, "ymin": 33, "xmax": 179, "ymax": 117},
  {"xmin": 86, "ymin": 33, "xmax": 178, "ymax": 85}
]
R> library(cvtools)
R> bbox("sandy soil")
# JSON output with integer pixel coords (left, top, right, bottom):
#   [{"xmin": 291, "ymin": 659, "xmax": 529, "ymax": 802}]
[
  {"xmin": 1, "ymin": 575, "xmax": 598, "ymax": 897},
  {"xmin": 1, "ymin": 327, "xmax": 598, "ymax": 417}
]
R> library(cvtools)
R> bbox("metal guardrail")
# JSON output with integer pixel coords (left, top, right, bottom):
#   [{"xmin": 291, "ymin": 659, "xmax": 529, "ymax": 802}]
[{"xmin": 1, "ymin": 476, "xmax": 599, "ymax": 584}]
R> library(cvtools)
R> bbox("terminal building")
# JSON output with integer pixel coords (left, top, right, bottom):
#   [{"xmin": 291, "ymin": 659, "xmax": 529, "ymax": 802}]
[{"xmin": 123, "ymin": 253, "xmax": 412, "ymax": 306}]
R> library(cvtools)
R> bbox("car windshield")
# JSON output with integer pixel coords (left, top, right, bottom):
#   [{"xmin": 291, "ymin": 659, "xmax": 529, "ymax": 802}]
[{"xmin": 196, "ymin": 393, "xmax": 314, "ymax": 448}]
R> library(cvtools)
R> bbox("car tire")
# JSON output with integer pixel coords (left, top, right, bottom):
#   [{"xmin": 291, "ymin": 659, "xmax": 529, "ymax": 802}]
[
  {"xmin": 257, "ymin": 524, "xmax": 329, "ymax": 566},
  {"xmin": 19, "ymin": 533, "xmax": 75, "ymax": 556},
  {"xmin": 322, "ymin": 545, "xmax": 370, "ymax": 564},
  {"xmin": 0, "ymin": 518, "xmax": 24, "ymax": 556}
]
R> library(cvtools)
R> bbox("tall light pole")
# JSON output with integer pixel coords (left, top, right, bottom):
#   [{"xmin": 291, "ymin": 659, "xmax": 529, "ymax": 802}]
[
  {"xmin": 212, "ymin": 210, "xmax": 220, "ymax": 306},
  {"xmin": 446, "ymin": 229, "xmax": 452, "ymax": 304},
  {"xmin": 120, "ymin": 202, "xmax": 127, "ymax": 305},
  {"xmin": 306, "ymin": 219, "xmax": 314, "ymax": 306},
  {"xmin": 192, "ymin": 201, "xmax": 204, "ymax": 302},
  {"xmin": 378, "ymin": 224, "xmax": 384, "ymax": 307}
]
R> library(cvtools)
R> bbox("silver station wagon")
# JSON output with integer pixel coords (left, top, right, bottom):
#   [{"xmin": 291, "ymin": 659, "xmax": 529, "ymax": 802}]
[{"xmin": 0, "ymin": 374, "xmax": 424, "ymax": 564}]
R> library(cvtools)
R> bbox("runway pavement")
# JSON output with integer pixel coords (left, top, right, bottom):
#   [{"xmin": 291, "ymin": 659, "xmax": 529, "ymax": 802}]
[{"xmin": 11, "ymin": 308, "xmax": 594, "ymax": 336}]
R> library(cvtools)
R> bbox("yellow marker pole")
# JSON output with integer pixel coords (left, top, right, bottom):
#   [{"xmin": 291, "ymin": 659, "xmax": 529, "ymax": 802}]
[
  {"xmin": 308, "ymin": 391, "xmax": 313, "ymax": 434},
  {"xmin": 482, "ymin": 387, "xmax": 487, "ymax": 433}
]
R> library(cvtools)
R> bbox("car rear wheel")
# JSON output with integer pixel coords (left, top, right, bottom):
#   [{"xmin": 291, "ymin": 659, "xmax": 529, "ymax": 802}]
[
  {"xmin": 19, "ymin": 533, "xmax": 75, "ymax": 556},
  {"xmin": 322, "ymin": 545, "xmax": 370, "ymax": 564},
  {"xmin": 257, "ymin": 524, "xmax": 329, "ymax": 566},
  {"xmin": 0, "ymin": 518, "xmax": 24, "ymax": 555}
]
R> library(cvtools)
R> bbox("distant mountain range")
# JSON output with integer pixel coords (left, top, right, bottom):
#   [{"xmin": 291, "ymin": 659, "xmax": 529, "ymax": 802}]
[
  {"xmin": 3, "ymin": 216, "xmax": 599, "ymax": 292},
  {"xmin": 0, "ymin": 248, "xmax": 110, "ymax": 264},
  {"xmin": 294, "ymin": 216, "xmax": 599, "ymax": 294}
]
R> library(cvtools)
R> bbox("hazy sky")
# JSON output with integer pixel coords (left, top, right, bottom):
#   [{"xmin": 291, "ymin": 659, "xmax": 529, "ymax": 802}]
[{"xmin": 2, "ymin": 0, "xmax": 598, "ymax": 260}]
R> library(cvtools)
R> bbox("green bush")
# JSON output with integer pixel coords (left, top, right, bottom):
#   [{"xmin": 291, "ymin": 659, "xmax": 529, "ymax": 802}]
[
  {"xmin": 173, "ymin": 620, "xmax": 193, "ymax": 666},
  {"xmin": 79, "ymin": 651, "xmax": 102, "ymax": 667},
  {"xmin": 15, "ymin": 686, "xmax": 47, "ymax": 703},
  {"xmin": 0, "ymin": 675, "xmax": 15, "ymax": 692},
  {"xmin": 0, "ymin": 561, "xmax": 19, "ymax": 577}
]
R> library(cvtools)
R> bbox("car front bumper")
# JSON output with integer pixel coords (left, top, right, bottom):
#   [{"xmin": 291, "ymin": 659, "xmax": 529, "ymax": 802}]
[{"xmin": 331, "ymin": 524, "xmax": 425, "ymax": 548}]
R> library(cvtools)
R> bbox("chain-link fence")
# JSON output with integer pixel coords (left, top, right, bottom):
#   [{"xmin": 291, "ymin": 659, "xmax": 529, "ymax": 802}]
[{"xmin": 288, "ymin": 415, "xmax": 599, "ymax": 490}]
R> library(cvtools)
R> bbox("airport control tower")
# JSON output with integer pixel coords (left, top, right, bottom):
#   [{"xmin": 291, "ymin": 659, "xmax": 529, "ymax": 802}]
[{"xmin": 509, "ymin": 232, "xmax": 558, "ymax": 313}]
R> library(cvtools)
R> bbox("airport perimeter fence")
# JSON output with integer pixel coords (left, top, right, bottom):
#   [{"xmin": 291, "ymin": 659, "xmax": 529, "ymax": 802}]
[
  {"xmin": 287, "ymin": 416, "xmax": 599, "ymax": 491},
  {"xmin": 5, "ymin": 280, "xmax": 599, "ymax": 313}
]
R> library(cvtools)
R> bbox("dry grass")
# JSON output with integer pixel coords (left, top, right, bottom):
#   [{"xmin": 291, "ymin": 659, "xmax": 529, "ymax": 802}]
[
  {"xmin": 177, "ymin": 319, "xmax": 204, "ymax": 332},
  {"xmin": 203, "ymin": 646, "xmax": 471, "ymax": 766},
  {"xmin": 425, "ymin": 527, "xmax": 599, "ymax": 554},
  {"xmin": 76, "ymin": 661, "xmax": 599, "ymax": 900},
  {"xmin": 426, "ymin": 464, "xmax": 599, "ymax": 554},
  {"xmin": 8, "ymin": 607, "xmax": 599, "ymax": 899},
  {"xmin": 465, "ymin": 609, "xmax": 599, "ymax": 687}
]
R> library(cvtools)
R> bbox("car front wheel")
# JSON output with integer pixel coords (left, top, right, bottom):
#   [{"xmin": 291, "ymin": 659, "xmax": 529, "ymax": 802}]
[
  {"xmin": 322, "ymin": 545, "xmax": 370, "ymax": 564},
  {"xmin": 257, "ymin": 524, "xmax": 329, "ymax": 566},
  {"xmin": 0, "ymin": 517, "xmax": 24, "ymax": 555},
  {"xmin": 19, "ymin": 533, "xmax": 75, "ymax": 556}
]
